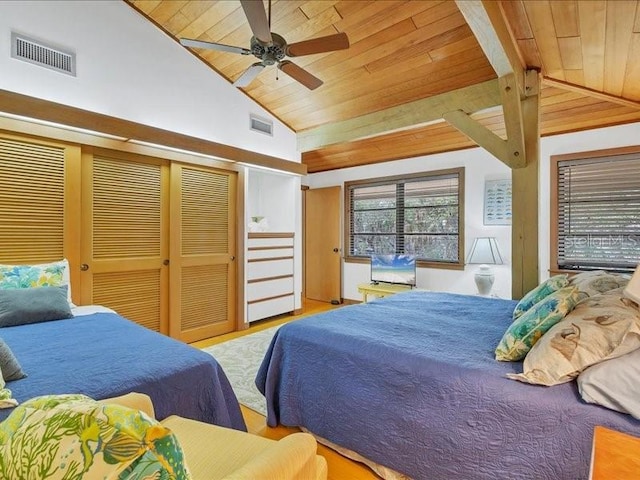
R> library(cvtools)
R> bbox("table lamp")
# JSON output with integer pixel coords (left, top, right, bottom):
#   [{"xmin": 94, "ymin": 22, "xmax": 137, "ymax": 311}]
[{"xmin": 468, "ymin": 237, "xmax": 503, "ymax": 296}]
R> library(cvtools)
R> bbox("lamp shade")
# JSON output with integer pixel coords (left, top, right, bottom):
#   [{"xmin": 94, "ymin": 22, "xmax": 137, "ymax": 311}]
[
  {"xmin": 468, "ymin": 237, "xmax": 504, "ymax": 265},
  {"xmin": 624, "ymin": 265, "xmax": 640, "ymax": 304}
]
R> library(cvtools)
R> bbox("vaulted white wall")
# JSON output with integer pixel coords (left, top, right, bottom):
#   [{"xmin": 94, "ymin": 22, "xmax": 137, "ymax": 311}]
[
  {"xmin": 0, "ymin": 0, "xmax": 299, "ymax": 162},
  {"xmin": 308, "ymin": 121, "xmax": 640, "ymax": 301}
]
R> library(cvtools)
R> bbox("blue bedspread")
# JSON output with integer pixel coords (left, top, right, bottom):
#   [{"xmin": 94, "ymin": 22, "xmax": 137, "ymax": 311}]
[
  {"xmin": 257, "ymin": 291, "xmax": 640, "ymax": 479},
  {"xmin": 1, "ymin": 313, "xmax": 246, "ymax": 431}
]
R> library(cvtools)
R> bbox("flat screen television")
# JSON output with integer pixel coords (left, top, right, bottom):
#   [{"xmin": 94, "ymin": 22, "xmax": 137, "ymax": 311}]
[{"xmin": 370, "ymin": 254, "xmax": 416, "ymax": 286}]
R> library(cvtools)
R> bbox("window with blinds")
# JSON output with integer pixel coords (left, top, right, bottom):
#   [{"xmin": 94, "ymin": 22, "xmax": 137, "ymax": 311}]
[
  {"xmin": 345, "ymin": 168, "xmax": 464, "ymax": 267},
  {"xmin": 554, "ymin": 150, "xmax": 640, "ymax": 272}
]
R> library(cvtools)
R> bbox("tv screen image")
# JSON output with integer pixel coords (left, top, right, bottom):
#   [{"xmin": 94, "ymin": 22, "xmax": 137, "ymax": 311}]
[{"xmin": 370, "ymin": 254, "xmax": 416, "ymax": 286}]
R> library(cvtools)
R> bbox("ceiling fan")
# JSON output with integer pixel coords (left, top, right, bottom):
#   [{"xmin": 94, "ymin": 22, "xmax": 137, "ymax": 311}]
[{"xmin": 179, "ymin": 0, "xmax": 350, "ymax": 90}]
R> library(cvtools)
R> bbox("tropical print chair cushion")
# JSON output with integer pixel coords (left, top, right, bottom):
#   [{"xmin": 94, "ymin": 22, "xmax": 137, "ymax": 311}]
[
  {"xmin": 0, "ymin": 394, "xmax": 190, "ymax": 479},
  {"xmin": 496, "ymin": 286, "xmax": 581, "ymax": 361},
  {"xmin": 512, "ymin": 274, "xmax": 569, "ymax": 319}
]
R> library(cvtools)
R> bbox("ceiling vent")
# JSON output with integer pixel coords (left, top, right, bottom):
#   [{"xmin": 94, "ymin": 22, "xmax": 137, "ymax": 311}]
[
  {"xmin": 11, "ymin": 32, "xmax": 76, "ymax": 76},
  {"xmin": 249, "ymin": 114, "xmax": 273, "ymax": 136}
]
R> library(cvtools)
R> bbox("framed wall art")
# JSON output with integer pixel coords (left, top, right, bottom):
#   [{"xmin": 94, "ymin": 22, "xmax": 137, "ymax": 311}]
[{"xmin": 484, "ymin": 179, "xmax": 512, "ymax": 225}]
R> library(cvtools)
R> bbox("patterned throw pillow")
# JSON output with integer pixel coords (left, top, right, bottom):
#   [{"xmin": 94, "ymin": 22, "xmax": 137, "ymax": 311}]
[
  {"xmin": 569, "ymin": 270, "xmax": 630, "ymax": 301},
  {"xmin": 496, "ymin": 286, "xmax": 581, "ymax": 361},
  {"xmin": 512, "ymin": 274, "xmax": 569, "ymax": 319},
  {"xmin": 507, "ymin": 288, "xmax": 640, "ymax": 386},
  {"xmin": 0, "ymin": 259, "xmax": 73, "ymax": 304},
  {"xmin": 0, "ymin": 394, "xmax": 191, "ymax": 479}
]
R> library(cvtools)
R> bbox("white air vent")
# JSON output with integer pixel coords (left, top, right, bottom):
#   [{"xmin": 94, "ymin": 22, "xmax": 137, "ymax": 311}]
[
  {"xmin": 250, "ymin": 115, "xmax": 273, "ymax": 136},
  {"xmin": 11, "ymin": 32, "xmax": 76, "ymax": 76}
]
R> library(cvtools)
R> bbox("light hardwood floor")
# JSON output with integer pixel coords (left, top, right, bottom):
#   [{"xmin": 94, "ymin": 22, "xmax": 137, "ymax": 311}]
[{"xmin": 192, "ymin": 299, "xmax": 381, "ymax": 480}]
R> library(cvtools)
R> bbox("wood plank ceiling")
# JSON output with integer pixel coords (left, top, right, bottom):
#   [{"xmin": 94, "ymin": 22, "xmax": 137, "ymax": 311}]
[{"xmin": 128, "ymin": 0, "xmax": 640, "ymax": 173}]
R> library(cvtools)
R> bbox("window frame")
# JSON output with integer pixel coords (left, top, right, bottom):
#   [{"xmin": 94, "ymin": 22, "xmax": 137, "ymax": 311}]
[
  {"xmin": 550, "ymin": 145, "xmax": 640, "ymax": 275},
  {"xmin": 344, "ymin": 167, "xmax": 465, "ymax": 270}
]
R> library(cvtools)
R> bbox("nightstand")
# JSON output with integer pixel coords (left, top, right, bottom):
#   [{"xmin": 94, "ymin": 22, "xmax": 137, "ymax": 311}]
[
  {"xmin": 357, "ymin": 283, "xmax": 412, "ymax": 303},
  {"xmin": 590, "ymin": 426, "xmax": 640, "ymax": 479}
]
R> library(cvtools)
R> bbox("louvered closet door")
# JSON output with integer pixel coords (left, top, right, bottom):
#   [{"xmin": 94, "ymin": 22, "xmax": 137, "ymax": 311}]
[
  {"xmin": 0, "ymin": 133, "xmax": 81, "ymax": 296},
  {"xmin": 170, "ymin": 164, "xmax": 236, "ymax": 343},
  {"xmin": 80, "ymin": 150, "xmax": 169, "ymax": 333}
]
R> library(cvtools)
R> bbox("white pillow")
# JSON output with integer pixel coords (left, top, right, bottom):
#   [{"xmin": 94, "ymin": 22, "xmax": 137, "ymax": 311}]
[{"xmin": 578, "ymin": 347, "xmax": 640, "ymax": 419}]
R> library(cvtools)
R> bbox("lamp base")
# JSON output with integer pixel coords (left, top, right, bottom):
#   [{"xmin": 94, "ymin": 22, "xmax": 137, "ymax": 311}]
[{"xmin": 474, "ymin": 265, "xmax": 495, "ymax": 296}]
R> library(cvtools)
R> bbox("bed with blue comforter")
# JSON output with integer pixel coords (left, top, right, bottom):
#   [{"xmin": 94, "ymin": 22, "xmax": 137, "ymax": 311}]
[
  {"xmin": 256, "ymin": 290, "xmax": 640, "ymax": 479},
  {"xmin": 1, "ymin": 311, "xmax": 246, "ymax": 431}
]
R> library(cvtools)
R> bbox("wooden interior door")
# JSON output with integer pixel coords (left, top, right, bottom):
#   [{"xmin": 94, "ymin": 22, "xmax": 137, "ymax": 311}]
[
  {"xmin": 305, "ymin": 186, "xmax": 341, "ymax": 303},
  {"xmin": 80, "ymin": 149, "xmax": 170, "ymax": 333},
  {"xmin": 170, "ymin": 163, "xmax": 237, "ymax": 343},
  {"xmin": 0, "ymin": 133, "xmax": 81, "ymax": 290}
]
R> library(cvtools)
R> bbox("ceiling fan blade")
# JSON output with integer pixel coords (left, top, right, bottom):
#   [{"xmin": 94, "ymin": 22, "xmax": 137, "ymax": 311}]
[
  {"xmin": 180, "ymin": 38, "xmax": 251, "ymax": 55},
  {"xmin": 240, "ymin": 0, "xmax": 273, "ymax": 44},
  {"xmin": 286, "ymin": 32, "xmax": 350, "ymax": 57},
  {"xmin": 278, "ymin": 61, "xmax": 323, "ymax": 90},
  {"xmin": 233, "ymin": 62, "xmax": 265, "ymax": 88}
]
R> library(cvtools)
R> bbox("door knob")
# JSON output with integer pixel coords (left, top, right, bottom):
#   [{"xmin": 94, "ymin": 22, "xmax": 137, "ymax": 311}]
[
  {"xmin": 80, "ymin": 263, "xmax": 89, "ymax": 271},
  {"xmin": 163, "ymin": 259, "xmax": 170, "ymax": 266},
  {"xmin": 333, "ymin": 248, "xmax": 339, "ymax": 253}
]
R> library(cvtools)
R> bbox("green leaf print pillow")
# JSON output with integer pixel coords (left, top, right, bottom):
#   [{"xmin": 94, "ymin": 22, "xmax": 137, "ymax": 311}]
[
  {"xmin": 496, "ymin": 286, "xmax": 581, "ymax": 361},
  {"xmin": 512, "ymin": 274, "xmax": 569, "ymax": 319},
  {"xmin": 0, "ymin": 394, "xmax": 191, "ymax": 480}
]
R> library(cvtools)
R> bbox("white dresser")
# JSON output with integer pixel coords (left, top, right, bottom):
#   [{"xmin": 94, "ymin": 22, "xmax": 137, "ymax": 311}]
[{"xmin": 246, "ymin": 232, "xmax": 295, "ymax": 322}]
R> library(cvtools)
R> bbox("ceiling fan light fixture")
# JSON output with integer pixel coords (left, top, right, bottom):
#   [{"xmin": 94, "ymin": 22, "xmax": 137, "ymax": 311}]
[{"xmin": 179, "ymin": 0, "xmax": 350, "ymax": 90}]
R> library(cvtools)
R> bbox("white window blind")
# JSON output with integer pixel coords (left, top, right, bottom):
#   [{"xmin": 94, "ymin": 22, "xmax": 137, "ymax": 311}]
[
  {"xmin": 557, "ymin": 153, "xmax": 640, "ymax": 272},
  {"xmin": 347, "ymin": 171, "xmax": 461, "ymax": 263}
]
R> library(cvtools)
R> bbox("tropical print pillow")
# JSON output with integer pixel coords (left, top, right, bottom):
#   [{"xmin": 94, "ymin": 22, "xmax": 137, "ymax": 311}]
[
  {"xmin": 496, "ymin": 286, "xmax": 581, "ymax": 361},
  {"xmin": 0, "ymin": 394, "xmax": 191, "ymax": 480},
  {"xmin": 512, "ymin": 274, "xmax": 569, "ymax": 319},
  {"xmin": 0, "ymin": 260, "xmax": 66, "ymax": 289},
  {"xmin": 0, "ymin": 259, "xmax": 73, "ymax": 305}
]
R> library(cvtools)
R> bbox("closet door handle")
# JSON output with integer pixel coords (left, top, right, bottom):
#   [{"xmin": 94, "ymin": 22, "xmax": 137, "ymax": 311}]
[
  {"xmin": 80, "ymin": 264, "xmax": 89, "ymax": 271},
  {"xmin": 163, "ymin": 259, "xmax": 170, "ymax": 266}
]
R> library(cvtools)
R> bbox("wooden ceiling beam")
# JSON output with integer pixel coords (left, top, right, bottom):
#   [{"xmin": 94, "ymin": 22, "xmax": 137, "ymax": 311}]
[
  {"xmin": 297, "ymin": 78, "xmax": 502, "ymax": 152},
  {"xmin": 542, "ymin": 76, "xmax": 640, "ymax": 110},
  {"xmin": 0, "ymin": 89, "xmax": 307, "ymax": 175},
  {"xmin": 455, "ymin": 0, "xmax": 526, "ymax": 94},
  {"xmin": 442, "ymin": 71, "xmax": 539, "ymax": 169},
  {"xmin": 453, "ymin": 0, "xmax": 538, "ymax": 168},
  {"xmin": 442, "ymin": 109, "xmax": 508, "ymax": 165}
]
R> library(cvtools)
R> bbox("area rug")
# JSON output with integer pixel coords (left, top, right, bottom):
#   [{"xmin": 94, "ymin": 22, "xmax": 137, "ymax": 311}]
[{"xmin": 202, "ymin": 326, "xmax": 280, "ymax": 416}]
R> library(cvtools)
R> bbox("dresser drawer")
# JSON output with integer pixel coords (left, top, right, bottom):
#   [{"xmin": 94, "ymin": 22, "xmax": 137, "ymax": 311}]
[
  {"xmin": 247, "ymin": 258, "xmax": 293, "ymax": 280},
  {"xmin": 247, "ymin": 294, "xmax": 295, "ymax": 322},
  {"xmin": 247, "ymin": 276, "xmax": 294, "ymax": 302}
]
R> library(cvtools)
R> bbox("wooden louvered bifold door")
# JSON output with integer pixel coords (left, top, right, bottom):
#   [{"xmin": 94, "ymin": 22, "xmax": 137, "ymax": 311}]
[
  {"xmin": 170, "ymin": 164, "xmax": 236, "ymax": 342},
  {"xmin": 0, "ymin": 134, "xmax": 81, "ymax": 297},
  {"xmin": 80, "ymin": 150, "xmax": 169, "ymax": 333}
]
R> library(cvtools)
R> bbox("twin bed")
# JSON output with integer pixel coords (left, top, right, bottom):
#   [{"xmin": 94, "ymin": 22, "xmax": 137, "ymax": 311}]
[
  {"xmin": 257, "ymin": 290, "xmax": 640, "ymax": 479},
  {"xmin": 0, "ymin": 306, "xmax": 246, "ymax": 430}
]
